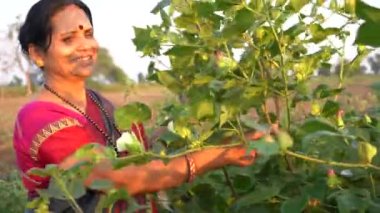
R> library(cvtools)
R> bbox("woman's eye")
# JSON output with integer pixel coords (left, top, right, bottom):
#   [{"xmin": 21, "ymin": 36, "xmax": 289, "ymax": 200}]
[
  {"xmin": 85, "ymin": 32, "xmax": 94, "ymax": 38},
  {"xmin": 62, "ymin": 37, "xmax": 73, "ymax": 43}
]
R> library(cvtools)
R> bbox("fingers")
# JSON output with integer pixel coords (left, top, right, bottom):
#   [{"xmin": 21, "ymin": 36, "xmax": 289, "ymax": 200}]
[
  {"xmin": 247, "ymin": 131, "xmax": 265, "ymax": 140},
  {"xmin": 270, "ymin": 123, "xmax": 279, "ymax": 134},
  {"xmin": 245, "ymin": 122, "xmax": 280, "ymax": 141},
  {"xmin": 236, "ymin": 149, "xmax": 257, "ymax": 167},
  {"xmin": 226, "ymin": 146, "xmax": 258, "ymax": 167}
]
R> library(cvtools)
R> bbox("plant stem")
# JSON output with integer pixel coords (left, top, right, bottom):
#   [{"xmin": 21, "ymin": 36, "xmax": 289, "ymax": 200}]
[
  {"xmin": 262, "ymin": 103, "xmax": 272, "ymax": 125},
  {"xmin": 222, "ymin": 167, "xmax": 238, "ymax": 198},
  {"xmin": 274, "ymin": 97, "xmax": 281, "ymax": 123},
  {"xmin": 258, "ymin": 60, "xmax": 272, "ymax": 125},
  {"xmin": 262, "ymin": 0, "xmax": 290, "ymax": 130},
  {"xmin": 285, "ymin": 150, "xmax": 380, "ymax": 170},
  {"xmin": 236, "ymin": 115, "xmax": 247, "ymax": 144},
  {"xmin": 336, "ymin": 36, "xmax": 347, "ymax": 101},
  {"xmin": 114, "ymin": 143, "xmax": 244, "ymax": 165},
  {"xmin": 53, "ymin": 174, "xmax": 83, "ymax": 213},
  {"xmin": 151, "ymin": 142, "xmax": 243, "ymax": 159},
  {"xmin": 369, "ymin": 172, "xmax": 376, "ymax": 198}
]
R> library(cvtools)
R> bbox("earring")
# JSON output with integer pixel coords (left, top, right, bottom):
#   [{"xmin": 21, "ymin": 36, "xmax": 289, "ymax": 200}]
[{"xmin": 35, "ymin": 60, "xmax": 44, "ymax": 68}]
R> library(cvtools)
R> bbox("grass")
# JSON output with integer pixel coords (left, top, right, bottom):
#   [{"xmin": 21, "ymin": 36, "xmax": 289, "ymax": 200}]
[{"xmin": 0, "ymin": 171, "xmax": 27, "ymax": 213}]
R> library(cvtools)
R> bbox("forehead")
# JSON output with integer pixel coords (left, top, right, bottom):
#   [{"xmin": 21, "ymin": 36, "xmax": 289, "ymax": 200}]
[{"xmin": 50, "ymin": 4, "xmax": 92, "ymax": 33}]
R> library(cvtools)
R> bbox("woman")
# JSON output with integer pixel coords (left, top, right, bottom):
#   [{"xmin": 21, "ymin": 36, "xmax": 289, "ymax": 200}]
[{"xmin": 13, "ymin": 0, "xmax": 258, "ymax": 212}]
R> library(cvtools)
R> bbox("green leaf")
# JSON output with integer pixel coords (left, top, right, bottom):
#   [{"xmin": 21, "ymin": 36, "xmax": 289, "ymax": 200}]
[
  {"xmin": 164, "ymin": 45, "xmax": 198, "ymax": 56},
  {"xmin": 46, "ymin": 179, "xmax": 66, "ymax": 199},
  {"xmin": 158, "ymin": 130, "xmax": 184, "ymax": 146},
  {"xmin": 281, "ymin": 194, "xmax": 309, "ymax": 213},
  {"xmin": 233, "ymin": 174, "xmax": 253, "ymax": 192},
  {"xmin": 66, "ymin": 178, "xmax": 86, "ymax": 199},
  {"xmin": 174, "ymin": 15, "xmax": 198, "ymax": 33},
  {"xmin": 232, "ymin": 182, "xmax": 282, "ymax": 210},
  {"xmin": 248, "ymin": 138, "xmax": 280, "ymax": 157},
  {"xmin": 155, "ymin": 71, "xmax": 182, "ymax": 92},
  {"xmin": 298, "ymin": 118, "xmax": 339, "ymax": 135},
  {"xmin": 222, "ymin": 8, "xmax": 254, "ymax": 38},
  {"xmin": 240, "ymin": 116, "xmax": 268, "ymax": 131},
  {"xmin": 73, "ymin": 143, "xmax": 101, "ymax": 160},
  {"xmin": 132, "ymin": 27, "xmax": 161, "ymax": 56},
  {"xmin": 99, "ymin": 189, "xmax": 130, "ymax": 208},
  {"xmin": 192, "ymin": 74, "xmax": 214, "ymax": 85},
  {"xmin": 333, "ymin": 189, "xmax": 371, "ymax": 213},
  {"xmin": 313, "ymin": 84, "xmax": 343, "ymax": 99},
  {"xmin": 322, "ymin": 100, "xmax": 340, "ymax": 117},
  {"xmin": 89, "ymin": 179, "xmax": 113, "ymax": 191},
  {"xmin": 191, "ymin": 99, "xmax": 215, "ymax": 120},
  {"xmin": 112, "ymin": 154, "xmax": 150, "ymax": 169},
  {"xmin": 151, "ymin": 0, "xmax": 171, "ymax": 14},
  {"xmin": 356, "ymin": 0, "xmax": 380, "ymax": 24},
  {"xmin": 27, "ymin": 168, "xmax": 51, "ymax": 178},
  {"xmin": 114, "ymin": 102, "xmax": 151, "ymax": 130},
  {"xmin": 290, "ymin": 0, "xmax": 308, "ymax": 12},
  {"xmin": 160, "ymin": 9, "xmax": 171, "ymax": 28},
  {"xmin": 191, "ymin": 183, "xmax": 219, "ymax": 211},
  {"xmin": 277, "ymin": 130, "xmax": 294, "ymax": 151},
  {"xmin": 344, "ymin": 0, "xmax": 356, "ymax": 14},
  {"xmin": 28, "ymin": 164, "xmax": 59, "ymax": 178},
  {"xmin": 301, "ymin": 130, "xmax": 344, "ymax": 151},
  {"xmin": 309, "ymin": 24, "xmax": 340, "ymax": 43},
  {"xmin": 172, "ymin": 0, "xmax": 193, "ymax": 15},
  {"xmin": 284, "ymin": 22, "xmax": 307, "ymax": 38},
  {"xmin": 194, "ymin": 2, "xmax": 216, "ymax": 18},
  {"xmin": 220, "ymin": 105, "xmax": 241, "ymax": 128},
  {"xmin": 304, "ymin": 180, "xmax": 328, "ymax": 200},
  {"xmin": 355, "ymin": 22, "xmax": 380, "ymax": 47}
]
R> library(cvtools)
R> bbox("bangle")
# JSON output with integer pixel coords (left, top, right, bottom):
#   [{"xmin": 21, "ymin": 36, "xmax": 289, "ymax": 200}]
[{"xmin": 184, "ymin": 154, "xmax": 196, "ymax": 182}]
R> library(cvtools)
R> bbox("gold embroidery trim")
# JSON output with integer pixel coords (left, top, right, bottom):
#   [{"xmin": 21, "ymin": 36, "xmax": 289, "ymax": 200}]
[{"xmin": 30, "ymin": 118, "xmax": 81, "ymax": 161}]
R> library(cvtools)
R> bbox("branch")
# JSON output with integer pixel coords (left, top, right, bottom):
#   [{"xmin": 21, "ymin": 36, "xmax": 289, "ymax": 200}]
[
  {"xmin": 222, "ymin": 167, "xmax": 238, "ymax": 198},
  {"xmin": 285, "ymin": 150, "xmax": 380, "ymax": 171}
]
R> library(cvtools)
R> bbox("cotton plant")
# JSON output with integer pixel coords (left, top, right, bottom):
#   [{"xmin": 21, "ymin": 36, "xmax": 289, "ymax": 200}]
[{"xmin": 116, "ymin": 131, "xmax": 144, "ymax": 155}]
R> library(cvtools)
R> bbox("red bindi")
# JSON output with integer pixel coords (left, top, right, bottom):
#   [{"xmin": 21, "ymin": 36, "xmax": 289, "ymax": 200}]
[{"xmin": 78, "ymin": 25, "xmax": 83, "ymax": 30}]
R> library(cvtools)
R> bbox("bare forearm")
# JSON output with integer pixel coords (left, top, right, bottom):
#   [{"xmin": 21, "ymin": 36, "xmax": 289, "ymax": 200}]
[{"xmin": 98, "ymin": 147, "xmax": 231, "ymax": 195}]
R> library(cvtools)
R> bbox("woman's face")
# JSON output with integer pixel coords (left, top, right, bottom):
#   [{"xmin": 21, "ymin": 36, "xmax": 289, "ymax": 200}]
[{"xmin": 41, "ymin": 5, "xmax": 98, "ymax": 80}]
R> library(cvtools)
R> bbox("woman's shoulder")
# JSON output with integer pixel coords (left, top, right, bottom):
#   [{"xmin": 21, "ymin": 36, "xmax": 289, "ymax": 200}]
[
  {"xmin": 15, "ymin": 101, "xmax": 85, "ymax": 136},
  {"xmin": 17, "ymin": 101, "xmax": 83, "ymax": 121}
]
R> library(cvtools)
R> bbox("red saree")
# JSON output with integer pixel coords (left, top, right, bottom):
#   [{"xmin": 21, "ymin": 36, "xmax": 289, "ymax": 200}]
[{"xmin": 13, "ymin": 91, "xmax": 156, "ymax": 212}]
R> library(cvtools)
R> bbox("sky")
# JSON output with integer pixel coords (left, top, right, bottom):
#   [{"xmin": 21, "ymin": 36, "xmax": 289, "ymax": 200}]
[{"xmin": 1, "ymin": 0, "xmax": 380, "ymax": 84}]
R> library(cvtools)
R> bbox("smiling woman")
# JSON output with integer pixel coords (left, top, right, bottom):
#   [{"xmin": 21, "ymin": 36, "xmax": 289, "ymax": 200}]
[{"xmin": 13, "ymin": 0, "xmax": 259, "ymax": 212}]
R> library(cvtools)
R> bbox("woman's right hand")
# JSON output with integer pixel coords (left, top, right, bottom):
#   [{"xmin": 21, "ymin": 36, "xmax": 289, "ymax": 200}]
[{"xmin": 223, "ymin": 146, "xmax": 257, "ymax": 167}]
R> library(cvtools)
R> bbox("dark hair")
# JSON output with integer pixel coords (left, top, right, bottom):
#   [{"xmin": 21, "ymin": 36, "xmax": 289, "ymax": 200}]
[{"xmin": 18, "ymin": 0, "xmax": 93, "ymax": 55}]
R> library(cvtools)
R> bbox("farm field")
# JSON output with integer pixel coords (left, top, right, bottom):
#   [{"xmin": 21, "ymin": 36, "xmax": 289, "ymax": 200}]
[
  {"xmin": 0, "ymin": 75, "xmax": 380, "ymax": 212},
  {"xmin": 1, "ymin": 76, "xmax": 379, "ymax": 174}
]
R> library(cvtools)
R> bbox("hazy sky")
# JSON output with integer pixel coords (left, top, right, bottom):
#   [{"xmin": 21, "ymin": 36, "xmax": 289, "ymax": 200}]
[{"xmin": 1, "ymin": 0, "xmax": 380, "ymax": 82}]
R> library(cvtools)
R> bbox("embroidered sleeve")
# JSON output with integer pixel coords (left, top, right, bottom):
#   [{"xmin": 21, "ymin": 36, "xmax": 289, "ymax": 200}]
[{"xmin": 30, "ymin": 117, "xmax": 82, "ymax": 162}]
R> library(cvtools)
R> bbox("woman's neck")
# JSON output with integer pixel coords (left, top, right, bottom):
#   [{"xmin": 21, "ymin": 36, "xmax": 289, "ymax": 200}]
[{"xmin": 41, "ymin": 78, "xmax": 88, "ymax": 111}]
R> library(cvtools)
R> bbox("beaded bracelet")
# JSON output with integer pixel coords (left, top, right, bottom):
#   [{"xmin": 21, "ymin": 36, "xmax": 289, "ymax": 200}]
[{"xmin": 185, "ymin": 154, "xmax": 196, "ymax": 182}]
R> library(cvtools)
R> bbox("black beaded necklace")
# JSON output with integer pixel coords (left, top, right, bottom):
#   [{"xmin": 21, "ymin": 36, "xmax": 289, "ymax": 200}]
[{"xmin": 44, "ymin": 84, "xmax": 121, "ymax": 150}]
